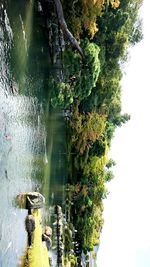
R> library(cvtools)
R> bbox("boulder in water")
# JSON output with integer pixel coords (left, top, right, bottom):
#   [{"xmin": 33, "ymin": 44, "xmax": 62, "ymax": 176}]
[{"xmin": 16, "ymin": 192, "xmax": 45, "ymax": 209}]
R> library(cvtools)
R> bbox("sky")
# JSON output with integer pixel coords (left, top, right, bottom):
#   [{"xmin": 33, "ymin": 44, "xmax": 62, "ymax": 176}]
[{"xmin": 97, "ymin": 0, "xmax": 150, "ymax": 266}]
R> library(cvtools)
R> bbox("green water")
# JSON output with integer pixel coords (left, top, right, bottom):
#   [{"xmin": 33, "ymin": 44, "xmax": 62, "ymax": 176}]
[
  {"xmin": 0, "ymin": 1, "xmax": 66, "ymax": 266},
  {"xmin": 43, "ymin": 109, "xmax": 66, "ymax": 207}
]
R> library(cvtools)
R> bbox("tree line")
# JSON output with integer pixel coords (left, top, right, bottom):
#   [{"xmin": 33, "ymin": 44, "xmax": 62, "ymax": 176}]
[{"xmin": 48, "ymin": 0, "xmax": 143, "ymax": 260}]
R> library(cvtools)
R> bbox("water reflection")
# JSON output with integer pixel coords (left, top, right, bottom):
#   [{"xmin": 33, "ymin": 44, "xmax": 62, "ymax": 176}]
[
  {"xmin": 0, "ymin": 0, "xmax": 67, "ymax": 266},
  {"xmin": 11, "ymin": 0, "xmax": 33, "ymax": 88},
  {"xmin": 0, "ymin": 2, "xmax": 48, "ymax": 266}
]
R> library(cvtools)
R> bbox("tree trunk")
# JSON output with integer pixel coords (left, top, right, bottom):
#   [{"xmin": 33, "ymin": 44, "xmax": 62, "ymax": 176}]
[
  {"xmin": 53, "ymin": 0, "xmax": 85, "ymax": 60},
  {"xmin": 39, "ymin": 0, "xmax": 84, "ymax": 60}
]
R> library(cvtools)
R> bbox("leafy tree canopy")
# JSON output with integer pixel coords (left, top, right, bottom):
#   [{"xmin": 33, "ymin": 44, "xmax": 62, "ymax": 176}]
[{"xmin": 49, "ymin": 39, "xmax": 101, "ymax": 108}]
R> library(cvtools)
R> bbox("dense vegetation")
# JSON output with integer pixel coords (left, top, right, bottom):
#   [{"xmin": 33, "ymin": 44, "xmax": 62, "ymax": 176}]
[
  {"xmin": 49, "ymin": 0, "xmax": 143, "ymax": 262},
  {"xmin": 49, "ymin": 39, "xmax": 101, "ymax": 107}
]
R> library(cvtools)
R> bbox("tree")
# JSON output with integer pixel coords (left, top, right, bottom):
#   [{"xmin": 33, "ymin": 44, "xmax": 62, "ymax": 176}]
[
  {"xmin": 112, "ymin": 113, "xmax": 131, "ymax": 126},
  {"xmin": 62, "ymin": 0, "xmax": 106, "ymax": 38},
  {"xmin": 104, "ymin": 170, "xmax": 114, "ymax": 182},
  {"xmin": 63, "ymin": 0, "xmax": 144, "ymax": 257},
  {"xmin": 49, "ymin": 39, "xmax": 101, "ymax": 108},
  {"xmin": 106, "ymin": 158, "xmax": 116, "ymax": 168},
  {"xmin": 70, "ymin": 107, "xmax": 106, "ymax": 155}
]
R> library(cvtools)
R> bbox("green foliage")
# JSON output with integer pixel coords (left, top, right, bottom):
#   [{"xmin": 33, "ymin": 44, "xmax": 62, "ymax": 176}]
[
  {"xmin": 62, "ymin": 0, "xmax": 106, "ymax": 38},
  {"xmin": 73, "ymin": 201, "xmax": 104, "ymax": 251},
  {"xmin": 64, "ymin": 226, "xmax": 74, "ymax": 254},
  {"xmin": 83, "ymin": 155, "xmax": 107, "ymax": 177},
  {"xmin": 105, "ymin": 122, "xmax": 116, "ymax": 142},
  {"xmin": 112, "ymin": 112, "xmax": 131, "ymax": 126},
  {"xmin": 104, "ymin": 170, "xmax": 114, "ymax": 182},
  {"xmin": 64, "ymin": 39, "xmax": 101, "ymax": 98},
  {"xmin": 106, "ymin": 158, "xmax": 116, "ymax": 168},
  {"xmin": 119, "ymin": 0, "xmax": 143, "ymax": 45},
  {"xmin": 89, "ymin": 139, "xmax": 106, "ymax": 157},
  {"xmin": 95, "ymin": 0, "xmax": 143, "ymax": 48},
  {"xmin": 49, "ymin": 39, "xmax": 100, "ymax": 108},
  {"xmin": 49, "ymin": 79, "xmax": 73, "ymax": 108},
  {"xmin": 61, "ymin": 0, "xmax": 143, "ymax": 256},
  {"xmin": 69, "ymin": 105, "xmax": 106, "ymax": 155}
]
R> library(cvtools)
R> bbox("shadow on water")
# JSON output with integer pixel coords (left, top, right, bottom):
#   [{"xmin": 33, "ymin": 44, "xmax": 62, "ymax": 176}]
[{"xmin": 0, "ymin": 1, "xmax": 66, "ymax": 266}]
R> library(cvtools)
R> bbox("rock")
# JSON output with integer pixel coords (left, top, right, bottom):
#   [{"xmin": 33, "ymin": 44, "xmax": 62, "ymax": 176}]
[
  {"xmin": 25, "ymin": 215, "xmax": 35, "ymax": 234},
  {"xmin": 16, "ymin": 192, "xmax": 45, "ymax": 209},
  {"xmin": 43, "ymin": 226, "xmax": 52, "ymax": 237},
  {"xmin": 42, "ymin": 234, "xmax": 52, "ymax": 250}
]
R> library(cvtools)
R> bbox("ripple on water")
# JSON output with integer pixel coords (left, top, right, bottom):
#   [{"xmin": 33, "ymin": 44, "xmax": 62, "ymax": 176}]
[{"xmin": 0, "ymin": 79, "xmax": 46, "ymax": 267}]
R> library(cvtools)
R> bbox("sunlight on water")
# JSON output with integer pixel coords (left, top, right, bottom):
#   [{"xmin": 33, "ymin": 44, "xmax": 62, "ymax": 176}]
[
  {"xmin": 0, "ymin": 1, "xmax": 66, "ymax": 266},
  {"xmin": 4, "ymin": 9, "xmax": 13, "ymax": 42},
  {"xmin": 12, "ymin": 0, "xmax": 34, "ymax": 87},
  {"xmin": 0, "ymin": 3, "xmax": 46, "ymax": 266}
]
